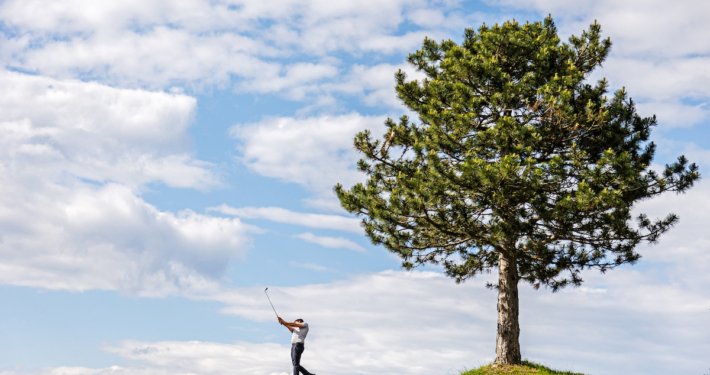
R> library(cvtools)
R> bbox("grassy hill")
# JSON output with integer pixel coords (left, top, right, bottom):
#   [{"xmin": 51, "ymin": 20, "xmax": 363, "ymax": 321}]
[{"xmin": 460, "ymin": 360, "xmax": 585, "ymax": 375}]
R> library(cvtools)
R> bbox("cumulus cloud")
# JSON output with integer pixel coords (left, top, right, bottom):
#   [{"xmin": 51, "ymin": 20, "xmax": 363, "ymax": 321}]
[
  {"xmin": 240, "ymin": 62, "xmax": 340, "ymax": 100},
  {"xmin": 0, "ymin": 69, "xmax": 217, "ymax": 190},
  {"xmin": 208, "ymin": 205, "xmax": 362, "ymax": 233},
  {"xmin": 0, "ymin": 0, "xmax": 491, "ymax": 110},
  {"xmin": 636, "ymin": 100, "xmax": 710, "ymax": 129},
  {"xmin": 230, "ymin": 113, "xmax": 387, "ymax": 210},
  {"xmin": 0, "ymin": 70, "xmax": 252, "ymax": 296},
  {"xmin": 325, "ymin": 63, "xmax": 427, "ymax": 108},
  {"xmin": 293, "ymin": 232, "xmax": 366, "ymax": 252},
  {"xmin": 0, "ymin": 0, "xmax": 468, "ymax": 92},
  {"xmin": 0, "ymin": 183, "xmax": 253, "ymax": 296},
  {"xmin": 105, "ymin": 340, "xmax": 288, "ymax": 374},
  {"xmin": 492, "ymin": 0, "xmax": 710, "ymax": 57},
  {"xmin": 598, "ymin": 56, "xmax": 710, "ymax": 129},
  {"xmin": 629, "ymin": 179, "xmax": 710, "ymax": 286}
]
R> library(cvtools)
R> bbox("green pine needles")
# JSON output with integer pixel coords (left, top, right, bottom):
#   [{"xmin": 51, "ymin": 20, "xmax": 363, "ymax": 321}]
[{"xmin": 334, "ymin": 16, "xmax": 699, "ymax": 364}]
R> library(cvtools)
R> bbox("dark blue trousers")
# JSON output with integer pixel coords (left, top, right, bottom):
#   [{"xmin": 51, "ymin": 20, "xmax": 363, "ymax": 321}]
[{"xmin": 291, "ymin": 343, "xmax": 313, "ymax": 375}]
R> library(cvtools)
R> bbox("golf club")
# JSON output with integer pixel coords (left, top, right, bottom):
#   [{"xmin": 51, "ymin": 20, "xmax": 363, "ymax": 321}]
[{"xmin": 264, "ymin": 287, "xmax": 279, "ymax": 318}]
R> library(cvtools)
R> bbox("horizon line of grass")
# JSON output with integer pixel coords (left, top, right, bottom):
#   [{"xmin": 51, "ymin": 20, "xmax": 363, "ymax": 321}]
[{"xmin": 460, "ymin": 360, "xmax": 586, "ymax": 375}]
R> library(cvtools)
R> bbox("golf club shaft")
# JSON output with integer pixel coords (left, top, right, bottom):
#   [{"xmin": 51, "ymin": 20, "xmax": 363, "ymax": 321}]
[{"xmin": 265, "ymin": 290, "xmax": 279, "ymax": 318}]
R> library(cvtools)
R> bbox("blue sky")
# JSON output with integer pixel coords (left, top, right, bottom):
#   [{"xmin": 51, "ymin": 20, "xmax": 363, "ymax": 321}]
[{"xmin": 0, "ymin": 1, "xmax": 708, "ymax": 374}]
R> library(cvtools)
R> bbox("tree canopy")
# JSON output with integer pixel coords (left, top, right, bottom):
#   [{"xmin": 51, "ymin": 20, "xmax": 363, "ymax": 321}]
[{"xmin": 336, "ymin": 17, "xmax": 698, "ymax": 289}]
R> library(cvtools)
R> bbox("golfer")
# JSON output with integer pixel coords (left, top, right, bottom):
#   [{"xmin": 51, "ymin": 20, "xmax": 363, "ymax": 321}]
[{"xmin": 278, "ymin": 316, "xmax": 315, "ymax": 375}]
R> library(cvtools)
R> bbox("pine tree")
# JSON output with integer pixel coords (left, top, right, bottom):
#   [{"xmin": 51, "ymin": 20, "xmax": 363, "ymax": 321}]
[{"xmin": 334, "ymin": 17, "xmax": 699, "ymax": 364}]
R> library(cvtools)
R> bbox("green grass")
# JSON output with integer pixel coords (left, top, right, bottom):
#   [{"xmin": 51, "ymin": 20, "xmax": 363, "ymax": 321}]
[{"xmin": 460, "ymin": 360, "xmax": 585, "ymax": 375}]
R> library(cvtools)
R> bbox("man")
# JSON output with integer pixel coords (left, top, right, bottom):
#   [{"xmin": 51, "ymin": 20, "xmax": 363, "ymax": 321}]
[{"xmin": 278, "ymin": 316, "xmax": 315, "ymax": 375}]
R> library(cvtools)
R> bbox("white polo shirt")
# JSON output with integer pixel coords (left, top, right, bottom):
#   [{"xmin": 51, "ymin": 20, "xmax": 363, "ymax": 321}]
[{"xmin": 291, "ymin": 322, "xmax": 309, "ymax": 344}]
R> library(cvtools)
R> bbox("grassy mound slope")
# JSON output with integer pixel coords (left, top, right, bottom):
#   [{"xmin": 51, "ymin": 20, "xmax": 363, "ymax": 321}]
[{"xmin": 461, "ymin": 360, "xmax": 585, "ymax": 375}]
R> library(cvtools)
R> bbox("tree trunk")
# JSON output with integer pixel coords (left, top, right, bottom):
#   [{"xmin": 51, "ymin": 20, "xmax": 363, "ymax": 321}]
[{"xmin": 494, "ymin": 251, "xmax": 521, "ymax": 365}]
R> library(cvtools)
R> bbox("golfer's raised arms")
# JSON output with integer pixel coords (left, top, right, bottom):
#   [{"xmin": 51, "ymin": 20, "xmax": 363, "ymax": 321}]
[{"xmin": 278, "ymin": 317, "xmax": 306, "ymax": 328}]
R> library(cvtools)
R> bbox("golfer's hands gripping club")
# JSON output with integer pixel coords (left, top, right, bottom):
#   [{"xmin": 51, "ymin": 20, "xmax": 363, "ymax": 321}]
[{"xmin": 278, "ymin": 316, "xmax": 286, "ymax": 325}]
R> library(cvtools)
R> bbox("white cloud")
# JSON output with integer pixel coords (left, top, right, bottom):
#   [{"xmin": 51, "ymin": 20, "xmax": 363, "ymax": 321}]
[
  {"xmin": 327, "ymin": 63, "xmax": 427, "ymax": 108},
  {"xmin": 629, "ymin": 180, "xmax": 710, "ymax": 289},
  {"xmin": 240, "ymin": 62, "xmax": 340, "ymax": 100},
  {"xmin": 598, "ymin": 57, "xmax": 710, "ymax": 129},
  {"xmin": 0, "ymin": 183, "xmax": 253, "ymax": 297},
  {"xmin": 597, "ymin": 57, "xmax": 710, "ymax": 102},
  {"xmin": 104, "ymin": 340, "xmax": 288, "ymax": 374},
  {"xmin": 492, "ymin": 0, "xmax": 710, "ymax": 58},
  {"xmin": 0, "ymin": 0, "xmax": 497, "ymax": 111},
  {"xmin": 12, "ymin": 29, "xmax": 278, "ymax": 91},
  {"xmin": 407, "ymin": 8, "xmax": 446, "ymax": 27},
  {"xmin": 355, "ymin": 31, "xmax": 436, "ymax": 55},
  {"xmin": 636, "ymin": 101, "xmax": 709, "ymax": 129},
  {"xmin": 288, "ymin": 261, "xmax": 332, "ymax": 271},
  {"xmin": 0, "ymin": 70, "xmax": 253, "ymax": 296},
  {"xmin": 0, "ymin": 340, "xmax": 288, "ymax": 375},
  {"xmin": 293, "ymin": 232, "xmax": 366, "ymax": 252},
  {"xmin": 0, "ymin": 0, "xmax": 468, "ymax": 91},
  {"xmin": 209, "ymin": 205, "xmax": 362, "ymax": 233},
  {"xmin": 0, "ymin": 69, "xmax": 217, "ymax": 190},
  {"xmin": 230, "ymin": 113, "xmax": 387, "ymax": 210}
]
